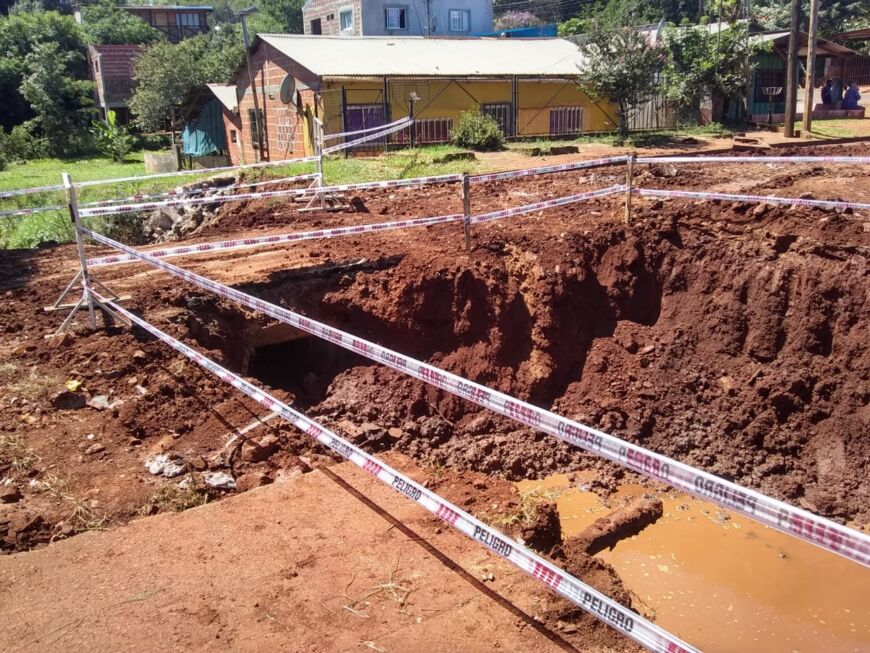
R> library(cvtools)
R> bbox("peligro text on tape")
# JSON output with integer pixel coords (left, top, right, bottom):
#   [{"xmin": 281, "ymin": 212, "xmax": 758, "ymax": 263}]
[
  {"xmin": 79, "ymin": 172, "xmax": 462, "ymax": 218},
  {"xmin": 636, "ymin": 155, "xmax": 870, "ymax": 165},
  {"xmin": 91, "ymin": 288, "xmax": 697, "ymax": 653},
  {"xmin": 74, "ymin": 155, "xmax": 319, "ymax": 189},
  {"xmin": 323, "ymin": 117, "xmax": 412, "ymax": 142},
  {"xmin": 82, "ymin": 227, "xmax": 870, "ymax": 569},
  {"xmin": 469, "ymin": 185, "xmax": 626, "ymax": 225},
  {"xmin": 636, "ymin": 188, "xmax": 870, "ymax": 211},
  {"xmin": 323, "ymin": 119, "xmax": 413, "ymax": 155},
  {"xmin": 87, "ymin": 212, "xmax": 463, "ymax": 268},
  {"xmin": 470, "ymin": 156, "xmax": 628, "ymax": 184}
]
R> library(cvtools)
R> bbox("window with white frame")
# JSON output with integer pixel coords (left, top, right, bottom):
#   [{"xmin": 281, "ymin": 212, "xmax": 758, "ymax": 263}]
[
  {"xmin": 384, "ymin": 6, "xmax": 407, "ymax": 29},
  {"xmin": 339, "ymin": 7, "xmax": 353, "ymax": 31},
  {"xmin": 448, "ymin": 9, "xmax": 470, "ymax": 32}
]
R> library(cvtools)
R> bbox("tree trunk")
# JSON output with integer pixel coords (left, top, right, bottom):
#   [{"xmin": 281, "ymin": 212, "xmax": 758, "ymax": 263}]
[{"xmin": 618, "ymin": 99, "xmax": 629, "ymax": 137}]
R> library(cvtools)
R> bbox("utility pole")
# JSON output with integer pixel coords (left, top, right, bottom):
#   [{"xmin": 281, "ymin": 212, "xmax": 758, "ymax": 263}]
[
  {"xmin": 782, "ymin": 0, "xmax": 801, "ymax": 137},
  {"xmin": 237, "ymin": 7, "xmax": 263, "ymax": 162},
  {"xmin": 802, "ymin": 0, "xmax": 820, "ymax": 135}
]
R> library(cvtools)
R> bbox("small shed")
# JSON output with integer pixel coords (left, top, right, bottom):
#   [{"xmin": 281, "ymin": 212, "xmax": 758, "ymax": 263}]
[{"xmin": 746, "ymin": 31, "xmax": 858, "ymax": 122}]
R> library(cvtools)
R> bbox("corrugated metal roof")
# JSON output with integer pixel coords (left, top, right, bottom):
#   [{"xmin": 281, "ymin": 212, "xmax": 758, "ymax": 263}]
[
  {"xmin": 258, "ymin": 34, "xmax": 588, "ymax": 78},
  {"xmin": 752, "ymin": 31, "xmax": 857, "ymax": 56},
  {"xmin": 206, "ymin": 83, "xmax": 239, "ymax": 112}
]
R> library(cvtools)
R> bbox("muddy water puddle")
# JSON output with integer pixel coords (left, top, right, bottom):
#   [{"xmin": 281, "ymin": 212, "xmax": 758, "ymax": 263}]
[{"xmin": 516, "ymin": 474, "xmax": 870, "ymax": 653}]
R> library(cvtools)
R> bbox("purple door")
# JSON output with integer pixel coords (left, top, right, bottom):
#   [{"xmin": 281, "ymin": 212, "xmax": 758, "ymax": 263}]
[{"xmin": 344, "ymin": 104, "xmax": 386, "ymax": 149}]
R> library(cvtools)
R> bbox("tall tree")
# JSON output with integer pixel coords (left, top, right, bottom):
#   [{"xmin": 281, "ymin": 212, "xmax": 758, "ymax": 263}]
[
  {"xmin": 20, "ymin": 41, "xmax": 95, "ymax": 155},
  {"xmin": 80, "ymin": 0, "xmax": 163, "ymax": 45},
  {"xmin": 0, "ymin": 10, "xmax": 87, "ymax": 130},
  {"xmin": 259, "ymin": 0, "xmax": 306, "ymax": 33},
  {"xmin": 129, "ymin": 28, "xmax": 244, "ymax": 131},
  {"xmin": 578, "ymin": 5, "xmax": 663, "ymax": 136},
  {"xmin": 661, "ymin": 22, "xmax": 758, "ymax": 124},
  {"xmin": 753, "ymin": 0, "xmax": 869, "ymax": 37}
]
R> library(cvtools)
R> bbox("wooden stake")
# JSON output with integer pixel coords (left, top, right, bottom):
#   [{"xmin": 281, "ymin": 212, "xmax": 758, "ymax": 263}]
[
  {"xmin": 624, "ymin": 152, "xmax": 635, "ymax": 225},
  {"xmin": 462, "ymin": 173, "xmax": 471, "ymax": 252}
]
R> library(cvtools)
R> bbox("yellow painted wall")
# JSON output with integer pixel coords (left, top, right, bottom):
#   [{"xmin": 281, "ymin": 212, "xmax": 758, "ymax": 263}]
[{"xmin": 320, "ymin": 78, "xmax": 618, "ymax": 137}]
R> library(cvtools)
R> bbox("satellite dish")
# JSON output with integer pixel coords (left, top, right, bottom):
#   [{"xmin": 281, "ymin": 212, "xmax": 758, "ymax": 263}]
[{"xmin": 279, "ymin": 75, "xmax": 296, "ymax": 105}]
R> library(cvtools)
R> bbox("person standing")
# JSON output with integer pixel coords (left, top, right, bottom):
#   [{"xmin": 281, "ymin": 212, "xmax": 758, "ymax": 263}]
[
  {"xmin": 821, "ymin": 79, "xmax": 834, "ymax": 106},
  {"xmin": 843, "ymin": 81, "xmax": 862, "ymax": 110}
]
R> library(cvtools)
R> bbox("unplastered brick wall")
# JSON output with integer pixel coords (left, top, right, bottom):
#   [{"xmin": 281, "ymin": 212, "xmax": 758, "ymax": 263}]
[
  {"xmin": 303, "ymin": 0, "xmax": 362, "ymax": 35},
  {"xmin": 231, "ymin": 43, "xmax": 319, "ymax": 164}
]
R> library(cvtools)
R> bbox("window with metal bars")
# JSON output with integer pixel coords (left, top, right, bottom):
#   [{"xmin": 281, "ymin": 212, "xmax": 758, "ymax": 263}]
[
  {"xmin": 549, "ymin": 107, "xmax": 584, "ymax": 136},
  {"xmin": 247, "ymin": 108, "xmax": 264, "ymax": 148},
  {"xmin": 482, "ymin": 103, "xmax": 513, "ymax": 137}
]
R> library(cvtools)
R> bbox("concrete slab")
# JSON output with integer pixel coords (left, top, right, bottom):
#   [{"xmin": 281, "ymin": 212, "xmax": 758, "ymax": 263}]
[{"xmin": 0, "ymin": 462, "xmax": 588, "ymax": 653}]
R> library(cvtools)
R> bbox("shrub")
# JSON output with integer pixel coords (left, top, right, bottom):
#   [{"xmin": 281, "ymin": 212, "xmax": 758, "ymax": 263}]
[
  {"xmin": 92, "ymin": 110, "xmax": 134, "ymax": 163},
  {"xmin": 451, "ymin": 109, "xmax": 504, "ymax": 151},
  {"xmin": 137, "ymin": 132, "xmax": 172, "ymax": 151},
  {"xmin": 494, "ymin": 11, "xmax": 542, "ymax": 30},
  {"xmin": 6, "ymin": 123, "xmax": 49, "ymax": 161}
]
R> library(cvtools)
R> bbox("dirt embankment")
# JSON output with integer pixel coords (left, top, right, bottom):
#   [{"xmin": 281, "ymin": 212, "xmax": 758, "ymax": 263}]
[
  {"xmin": 1, "ymin": 145, "xmax": 868, "ymax": 563},
  {"xmin": 179, "ymin": 196, "xmax": 867, "ymax": 525}
]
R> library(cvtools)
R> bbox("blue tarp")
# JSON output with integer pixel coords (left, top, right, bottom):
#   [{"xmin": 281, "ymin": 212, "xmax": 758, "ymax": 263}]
[
  {"xmin": 474, "ymin": 24, "xmax": 558, "ymax": 38},
  {"xmin": 182, "ymin": 99, "xmax": 226, "ymax": 157}
]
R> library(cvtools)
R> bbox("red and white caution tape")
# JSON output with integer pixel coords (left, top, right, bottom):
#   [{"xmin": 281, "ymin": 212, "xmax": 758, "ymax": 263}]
[
  {"xmin": 470, "ymin": 156, "xmax": 628, "ymax": 184},
  {"xmin": 323, "ymin": 119, "xmax": 413, "ymax": 155},
  {"xmin": 73, "ymin": 155, "xmax": 319, "ymax": 189},
  {"xmin": 80, "ymin": 173, "xmax": 321, "ymax": 210},
  {"xmin": 637, "ymin": 155, "xmax": 870, "ymax": 165},
  {"xmin": 87, "ymin": 212, "xmax": 463, "ymax": 267},
  {"xmin": 233, "ymin": 172, "xmax": 321, "ymax": 191},
  {"xmin": 83, "ymin": 227, "xmax": 870, "ymax": 569},
  {"xmin": 79, "ymin": 172, "xmax": 462, "ymax": 218},
  {"xmin": 323, "ymin": 117, "xmax": 413, "ymax": 142},
  {"xmin": 0, "ymin": 204, "xmax": 65, "ymax": 219},
  {"xmin": 0, "ymin": 156, "xmax": 318, "ymax": 200},
  {"xmin": 636, "ymin": 188, "xmax": 870, "ymax": 211},
  {"xmin": 0, "ymin": 183, "xmax": 64, "ymax": 199},
  {"xmin": 92, "ymin": 288, "xmax": 698, "ymax": 653},
  {"xmin": 469, "ymin": 185, "xmax": 626, "ymax": 225}
]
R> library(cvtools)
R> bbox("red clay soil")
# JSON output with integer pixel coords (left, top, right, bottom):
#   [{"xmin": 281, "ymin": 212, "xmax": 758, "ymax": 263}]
[{"xmin": 0, "ymin": 142, "xmax": 868, "ymax": 649}]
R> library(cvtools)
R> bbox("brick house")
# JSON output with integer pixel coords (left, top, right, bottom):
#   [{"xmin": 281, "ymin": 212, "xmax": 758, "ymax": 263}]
[
  {"xmin": 116, "ymin": 5, "xmax": 212, "ymax": 43},
  {"xmin": 302, "ymin": 0, "xmax": 492, "ymax": 37},
  {"xmin": 212, "ymin": 34, "xmax": 615, "ymax": 166},
  {"xmin": 88, "ymin": 45, "xmax": 146, "ymax": 123},
  {"xmin": 80, "ymin": 5, "xmax": 213, "ymax": 122}
]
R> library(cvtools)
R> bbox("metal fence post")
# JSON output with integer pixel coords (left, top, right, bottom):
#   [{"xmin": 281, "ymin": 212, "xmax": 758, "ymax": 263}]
[
  {"xmin": 624, "ymin": 152, "xmax": 636, "ymax": 225},
  {"xmin": 462, "ymin": 173, "xmax": 471, "ymax": 252},
  {"xmin": 63, "ymin": 172, "xmax": 96, "ymax": 328}
]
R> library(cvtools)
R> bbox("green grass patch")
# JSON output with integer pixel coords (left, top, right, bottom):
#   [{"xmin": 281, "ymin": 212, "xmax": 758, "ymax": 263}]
[
  {"xmin": 0, "ymin": 145, "xmax": 482, "ymax": 249},
  {"xmin": 790, "ymin": 119, "xmax": 870, "ymax": 139},
  {"xmin": 505, "ymin": 124, "xmax": 736, "ymax": 152}
]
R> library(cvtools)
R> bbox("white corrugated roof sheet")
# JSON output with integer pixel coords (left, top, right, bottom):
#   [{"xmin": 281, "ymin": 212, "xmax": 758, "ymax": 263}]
[
  {"xmin": 207, "ymin": 83, "xmax": 238, "ymax": 112},
  {"xmin": 258, "ymin": 34, "xmax": 588, "ymax": 77}
]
